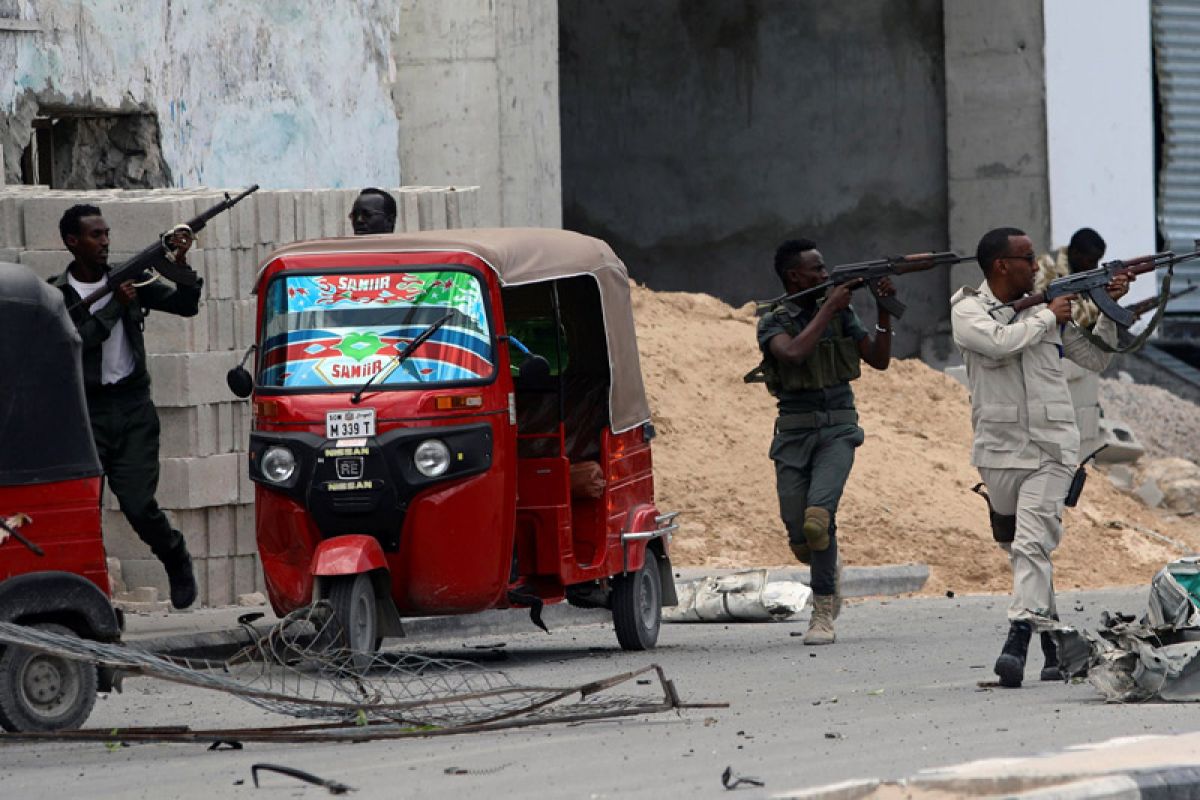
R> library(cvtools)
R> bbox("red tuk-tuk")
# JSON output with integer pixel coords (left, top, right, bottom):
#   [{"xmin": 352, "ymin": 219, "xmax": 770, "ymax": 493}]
[
  {"xmin": 0, "ymin": 263, "xmax": 121, "ymax": 732},
  {"xmin": 228, "ymin": 229, "xmax": 677, "ymax": 656}
]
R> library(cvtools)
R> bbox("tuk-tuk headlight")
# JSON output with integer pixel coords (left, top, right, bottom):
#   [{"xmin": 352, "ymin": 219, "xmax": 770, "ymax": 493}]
[
  {"xmin": 414, "ymin": 439, "xmax": 451, "ymax": 478},
  {"xmin": 261, "ymin": 446, "xmax": 297, "ymax": 484}
]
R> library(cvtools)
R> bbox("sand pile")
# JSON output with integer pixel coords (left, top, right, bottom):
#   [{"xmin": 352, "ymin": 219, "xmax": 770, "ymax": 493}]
[{"xmin": 632, "ymin": 285, "xmax": 1200, "ymax": 594}]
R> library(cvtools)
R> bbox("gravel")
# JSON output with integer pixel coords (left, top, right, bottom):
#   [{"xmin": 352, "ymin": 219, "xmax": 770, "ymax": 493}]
[{"xmin": 1100, "ymin": 377, "xmax": 1200, "ymax": 464}]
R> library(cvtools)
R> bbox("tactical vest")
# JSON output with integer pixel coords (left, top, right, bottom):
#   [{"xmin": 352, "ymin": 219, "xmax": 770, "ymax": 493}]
[{"xmin": 745, "ymin": 304, "xmax": 862, "ymax": 396}]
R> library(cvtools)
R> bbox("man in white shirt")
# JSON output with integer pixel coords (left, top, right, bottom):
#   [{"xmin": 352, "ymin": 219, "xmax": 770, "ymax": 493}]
[{"xmin": 50, "ymin": 204, "xmax": 203, "ymax": 609}]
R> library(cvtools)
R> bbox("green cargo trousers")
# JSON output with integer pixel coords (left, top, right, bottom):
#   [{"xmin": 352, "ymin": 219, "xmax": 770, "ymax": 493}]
[
  {"xmin": 770, "ymin": 420, "xmax": 864, "ymax": 596},
  {"xmin": 87, "ymin": 385, "xmax": 186, "ymax": 564}
]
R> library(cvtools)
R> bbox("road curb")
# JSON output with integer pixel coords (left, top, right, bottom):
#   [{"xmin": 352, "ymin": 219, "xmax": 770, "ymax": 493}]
[
  {"xmin": 125, "ymin": 564, "xmax": 928, "ymax": 660},
  {"xmin": 773, "ymin": 760, "xmax": 1200, "ymax": 799}
]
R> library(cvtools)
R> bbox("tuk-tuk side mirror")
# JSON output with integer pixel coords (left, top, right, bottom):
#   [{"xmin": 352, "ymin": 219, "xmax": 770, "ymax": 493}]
[
  {"xmin": 227, "ymin": 366, "xmax": 254, "ymax": 398},
  {"xmin": 227, "ymin": 344, "xmax": 256, "ymax": 398},
  {"xmin": 517, "ymin": 354, "xmax": 551, "ymax": 384}
]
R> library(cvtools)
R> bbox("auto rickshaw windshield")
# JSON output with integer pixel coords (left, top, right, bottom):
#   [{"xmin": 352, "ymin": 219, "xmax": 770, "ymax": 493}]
[{"xmin": 259, "ymin": 268, "xmax": 495, "ymax": 389}]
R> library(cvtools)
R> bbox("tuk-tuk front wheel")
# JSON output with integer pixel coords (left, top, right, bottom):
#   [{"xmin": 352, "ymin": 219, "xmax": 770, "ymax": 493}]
[
  {"xmin": 320, "ymin": 573, "xmax": 379, "ymax": 669},
  {"xmin": 0, "ymin": 623, "xmax": 98, "ymax": 732},
  {"xmin": 611, "ymin": 552, "xmax": 663, "ymax": 651}
]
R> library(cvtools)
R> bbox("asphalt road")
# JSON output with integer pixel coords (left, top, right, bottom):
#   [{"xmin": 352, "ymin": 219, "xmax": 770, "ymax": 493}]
[{"xmin": 2, "ymin": 588, "xmax": 1196, "ymax": 799}]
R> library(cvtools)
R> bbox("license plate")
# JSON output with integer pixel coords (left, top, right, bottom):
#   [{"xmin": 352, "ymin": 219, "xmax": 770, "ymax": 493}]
[{"xmin": 326, "ymin": 408, "xmax": 375, "ymax": 440}]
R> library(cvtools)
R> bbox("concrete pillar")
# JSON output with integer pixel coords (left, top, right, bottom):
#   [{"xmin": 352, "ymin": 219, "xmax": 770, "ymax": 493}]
[
  {"xmin": 944, "ymin": 0, "xmax": 1050, "ymax": 291},
  {"xmin": 392, "ymin": 1, "xmax": 561, "ymax": 228}
]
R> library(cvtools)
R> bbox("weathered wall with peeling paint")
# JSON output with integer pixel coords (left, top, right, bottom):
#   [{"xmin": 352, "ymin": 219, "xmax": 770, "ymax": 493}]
[
  {"xmin": 559, "ymin": 0, "xmax": 950, "ymax": 359},
  {"xmin": 1, "ymin": 0, "xmax": 561, "ymax": 226},
  {"xmin": 2, "ymin": 0, "xmax": 403, "ymax": 189}
]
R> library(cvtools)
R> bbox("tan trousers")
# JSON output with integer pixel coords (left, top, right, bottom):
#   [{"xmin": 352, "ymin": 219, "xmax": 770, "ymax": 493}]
[{"xmin": 978, "ymin": 455, "xmax": 1074, "ymax": 622}]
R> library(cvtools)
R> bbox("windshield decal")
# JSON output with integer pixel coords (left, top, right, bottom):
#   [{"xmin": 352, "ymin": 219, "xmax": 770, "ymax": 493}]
[{"xmin": 260, "ymin": 271, "xmax": 493, "ymax": 388}]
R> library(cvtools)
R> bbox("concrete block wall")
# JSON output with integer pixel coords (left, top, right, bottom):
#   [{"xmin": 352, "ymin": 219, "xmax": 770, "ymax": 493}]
[{"xmin": 1, "ymin": 184, "xmax": 480, "ymax": 607}]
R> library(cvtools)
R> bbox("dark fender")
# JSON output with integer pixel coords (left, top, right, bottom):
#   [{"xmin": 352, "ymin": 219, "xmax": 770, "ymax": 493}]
[{"xmin": 0, "ymin": 572, "xmax": 121, "ymax": 641}]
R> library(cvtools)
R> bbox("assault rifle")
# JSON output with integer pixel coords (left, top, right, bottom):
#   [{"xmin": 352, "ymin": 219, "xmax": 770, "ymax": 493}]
[
  {"xmin": 1003, "ymin": 249, "xmax": 1200, "ymax": 327},
  {"xmin": 1125, "ymin": 283, "xmax": 1198, "ymax": 320},
  {"xmin": 761, "ymin": 251, "xmax": 975, "ymax": 319},
  {"xmin": 70, "ymin": 184, "xmax": 260, "ymax": 311}
]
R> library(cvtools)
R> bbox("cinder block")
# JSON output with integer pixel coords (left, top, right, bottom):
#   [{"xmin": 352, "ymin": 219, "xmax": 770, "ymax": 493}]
[
  {"xmin": 273, "ymin": 190, "xmax": 296, "ymax": 245},
  {"xmin": 17, "ymin": 250, "xmax": 67, "ymax": 280},
  {"xmin": 145, "ymin": 302, "xmax": 209, "ymax": 354},
  {"xmin": 149, "ymin": 350, "xmax": 243, "ymax": 407},
  {"xmin": 236, "ymin": 247, "xmax": 260, "ymax": 296},
  {"xmin": 158, "ymin": 404, "xmax": 214, "ymax": 458},
  {"xmin": 0, "ymin": 197, "xmax": 23, "ymax": 247},
  {"xmin": 205, "ymin": 295, "xmax": 238, "ymax": 352},
  {"xmin": 205, "ymin": 556, "xmax": 233, "ymax": 607},
  {"xmin": 300, "ymin": 192, "xmax": 323, "ymax": 241},
  {"xmin": 101, "ymin": 510, "xmax": 149, "ymax": 560},
  {"xmin": 233, "ymin": 191, "xmax": 258, "ymax": 249},
  {"xmin": 103, "ymin": 198, "xmax": 193, "ymax": 249},
  {"xmin": 155, "ymin": 453, "xmax": 242, "ymax": 509},
  {"xmin": 234, "ymin": 297, "xmax": 258, "ymax": 349},
  {"xmin": 236, "ymin": 503, "xmax": 257, "ymax": 555},
  {"xmin": 457, "ymin": 186, "xmax": 480, "ymax": 228},
  {"xmin": 216, "ymin": 402, "xmax": 237, "ymax": 454},
  {"xmin": 320, "ymin": 190, "xmax": 345, "ymax": 239},
  {"xmin": 340, "ymin": 189, "xmax": 358, "ymax": 236},
  {"xmin": 233, "ymin": 555, "xmax": 260, "ymax": 598},
  {"xmin": 170, "ymin": 508, "xmax": 210, "ymax": 556},
  {"xmin": 207, "ymin": 505, "xmax": 236, "ymax": 556},
  {"xmin": 119, "ymin": 558, "xmax": 168, "ymax": 597},
  {"xmin": 194, "ymin": 194, "xmax": 233, "ymax": 249},
  {"xmin": 398, "ymin": 188, "xmax": 421, "ymax": 233},
  {"xmin": 254, "ymin": 191, "xmax": 279, "ymax": 245},
  {"xmin": 203, "ymin": 247, "xmax": 236, "ymax": 300},
  {"xmin": 254, "ymin": 554, "xmax": 266, "ymax": 593},
  {"xmin": 239, "ymin": 465, "xmax": 255, "ymax": 504},
  {"xmin": 20, "ymin": 195, "xmax": 81, "ymax": 249},
  {"xmin": 418, "ymin": 188, "xmax": 448, "ymax": 231},
  {"xmin": 193, "ymin": 556, "xmax": 210, "ymax": 608}
]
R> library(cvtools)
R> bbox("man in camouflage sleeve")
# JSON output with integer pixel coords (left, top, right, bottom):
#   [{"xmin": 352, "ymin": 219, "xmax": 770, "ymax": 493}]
[{"xmin": 750, "ymin": 239, "xmax": 895, "ymax": 644}]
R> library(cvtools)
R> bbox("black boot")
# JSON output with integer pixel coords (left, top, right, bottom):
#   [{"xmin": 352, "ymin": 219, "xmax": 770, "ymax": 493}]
[
  {"xmin": 163, "ymin": 547, "xmax": 198, "ymax": 610},
  {"xmin": 1040, "ymin": 632, "xmax": 1062, "ymax": 681},
  {"xmin": 994, "ymin": 621, "xmax": 1032, "ymax": 688}
]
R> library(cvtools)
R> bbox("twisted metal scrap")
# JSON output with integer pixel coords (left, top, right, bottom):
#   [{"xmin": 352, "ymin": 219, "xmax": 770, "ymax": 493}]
[{"xmin": 0, "ymin": 608, "xmax": 713, "ymax": 743}]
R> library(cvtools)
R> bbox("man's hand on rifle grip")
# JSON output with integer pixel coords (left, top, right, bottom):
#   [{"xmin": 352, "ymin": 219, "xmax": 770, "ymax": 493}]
[{"xmin": 1106, "ymin": 273, "xmax": 1132, "ymax": 301}]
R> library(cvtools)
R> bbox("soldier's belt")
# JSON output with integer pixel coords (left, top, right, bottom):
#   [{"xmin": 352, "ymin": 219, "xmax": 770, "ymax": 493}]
[{"xmin": 774, "ymin": 409, "xmax": 859, "ymax": 432}]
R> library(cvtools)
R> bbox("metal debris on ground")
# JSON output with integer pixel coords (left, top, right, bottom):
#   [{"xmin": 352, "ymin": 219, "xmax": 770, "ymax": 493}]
[
  {"xmin": 720, "ymin": 766, "xmax": 765, "ymax": 790},
  {"xmin": 0, "ymin": 605, "xmax": 723, "ymax": 744},
  {"xmin": 252, "ymin": 763, "xmax": 355, "ymax": 794},
  {"xmin": 1054, "ymin": 557, "xmax": 1200, "ymax": 702}
]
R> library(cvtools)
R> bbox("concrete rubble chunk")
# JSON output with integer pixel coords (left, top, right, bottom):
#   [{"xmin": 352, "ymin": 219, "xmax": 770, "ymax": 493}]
[{"xmin": 1134, "ymin": 477, "xmax": 1164, "ymax": 509}]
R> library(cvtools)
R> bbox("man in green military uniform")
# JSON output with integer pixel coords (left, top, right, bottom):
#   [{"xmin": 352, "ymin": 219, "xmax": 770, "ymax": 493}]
[
  {"xmin": 752, "ymin": 239, "xmax": 895, "ymax": 644},
  {"xmin": 50, "ymin": 204, "xmax": 202, "ymax": 609}
]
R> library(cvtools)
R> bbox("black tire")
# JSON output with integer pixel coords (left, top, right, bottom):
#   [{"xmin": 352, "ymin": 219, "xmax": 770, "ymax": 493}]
[
  {"xmin": 611, "ymin": 552, "xmax": 663, "ymax": 651},
  {"xmin": 324, "ymin": 574, "xmax": 379, "ymax": 670},
  {"xmin": 0, "ymin": 623, "xmax": 98, "ymax": 733}
]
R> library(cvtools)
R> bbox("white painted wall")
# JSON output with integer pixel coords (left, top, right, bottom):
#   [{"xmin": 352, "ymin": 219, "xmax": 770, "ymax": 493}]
[
  {"xmin": 2, "ymin": 0, "xmax": 403, "ymax": 189},
  {"xmin": 1043, "ymin": 0, "xmax": 1157, "ymax": 308}
]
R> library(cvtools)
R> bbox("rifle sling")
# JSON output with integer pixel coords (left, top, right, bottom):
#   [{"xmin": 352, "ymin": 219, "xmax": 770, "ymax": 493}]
[{"xmin": 1074, "ymin": 265, "xmax": 1173, "ymax": 354}]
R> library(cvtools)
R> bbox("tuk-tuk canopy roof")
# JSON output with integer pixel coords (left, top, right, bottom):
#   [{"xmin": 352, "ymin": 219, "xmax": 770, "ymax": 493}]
[
  {"xmin": 260, "ymin": 228, "xmax": 651, "ymax": 434},
  {"xmin": 0, "ymin": 263, "xmax": 102, "ymax": 486}
]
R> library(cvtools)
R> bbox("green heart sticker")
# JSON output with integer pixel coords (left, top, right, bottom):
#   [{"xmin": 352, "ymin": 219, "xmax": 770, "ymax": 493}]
[{"xmin": 336, "ymin": 331, "xmax": 385, "ymax": 362}]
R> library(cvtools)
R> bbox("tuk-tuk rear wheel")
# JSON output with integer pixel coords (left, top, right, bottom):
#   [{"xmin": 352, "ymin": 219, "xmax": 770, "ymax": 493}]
[
  {"xmin": 612, "ymin": 552, "xmax": 662, "ymax": 651},
  {"xmin": 0, "ymin": 623, "xmax": 98, "ymax": 733},
  {"xmin": 321, "ymin": 574, "xmax": 379, "ymax": 670}
]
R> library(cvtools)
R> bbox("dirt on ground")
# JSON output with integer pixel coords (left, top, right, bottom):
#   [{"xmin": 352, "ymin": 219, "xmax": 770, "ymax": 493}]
[{"xmin": 632, "ymin": 284, "xmax": 1200, "ymax": 595}]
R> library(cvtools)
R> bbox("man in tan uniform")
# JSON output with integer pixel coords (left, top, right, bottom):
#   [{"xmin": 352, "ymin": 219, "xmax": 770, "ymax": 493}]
[{"xmin": 950, "ymin": 227, "xmax": 1129, "ymax": 688}]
